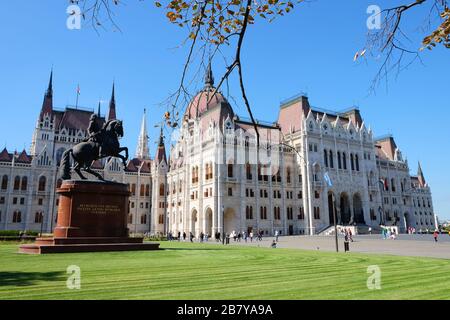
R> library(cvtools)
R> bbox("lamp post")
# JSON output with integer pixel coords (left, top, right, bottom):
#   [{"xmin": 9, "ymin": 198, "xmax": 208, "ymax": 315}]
[
  {"xmin": 221, "ymin": 205, "xmax": 225, "ymax": 245},
  {"xmin": 331, "ymin": 194, "xmax": 339, "ymax": 252}
]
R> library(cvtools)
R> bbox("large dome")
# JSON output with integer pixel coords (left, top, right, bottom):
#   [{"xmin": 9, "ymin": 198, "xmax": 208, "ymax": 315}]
[{"xmin": 184, "ymin": 63, "xmax": 234, "ymax": 120}]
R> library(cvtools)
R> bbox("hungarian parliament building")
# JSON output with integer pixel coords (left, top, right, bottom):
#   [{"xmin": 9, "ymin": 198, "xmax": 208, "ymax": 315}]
[{"xmin": 0, "ymin": 68, "xmax": 437, "ymax": 236}]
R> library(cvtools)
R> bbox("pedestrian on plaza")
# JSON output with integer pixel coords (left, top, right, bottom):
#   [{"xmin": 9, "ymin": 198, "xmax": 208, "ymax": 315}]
[
  {"xmin": 433, "ymin": 230, "xmax": 439, "ymax": 242},
  {"xmin": 271, "ymin": 240, "xmax": 277, "ymax": 248},
  {"xmin": 183, "ymin": 232, "xmax": 187, "ymax": 241},
  {"xmin": 178, "ymin": 231, "xmax": 181, "ymax": 241},
  {"xmin": 368, "ymin": 227, "xmax": 372, "ymax": 235},
  {"xmin": 189, "ymin": 232, "xmax": 194, "ymax": 243},
  {"xmin": 237, "ymin": 232, "xmax": 242, "ymax": 242},
  {"xmin": 275, "ymin": 230, "xmax": 279, "ymax": 242},
  {"xmin": 200, "ymin": 232, "xmax": 204, "ymax": 242},
  {"xmin": 249, "ymin": 231, "xmax": 254, "ymax": 242},
  {"xmin": 349, "ymin": 229, "xmax": 353, "ymax": 242},
  {"xmin": 226, "ymin": 233, "xmax": 230, "ymax": 245},
  {"xmin": 244, "ymin": 231, "xmax": 248, "ymax": 242}
]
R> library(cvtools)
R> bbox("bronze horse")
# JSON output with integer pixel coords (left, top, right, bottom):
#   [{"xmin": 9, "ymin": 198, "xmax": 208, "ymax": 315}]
[{"xmin": 59, "ymin": 119, "xmax": 129, "ymax": 180}]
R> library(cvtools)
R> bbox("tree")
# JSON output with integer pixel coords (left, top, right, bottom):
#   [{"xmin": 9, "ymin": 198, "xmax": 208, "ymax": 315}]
[{"xmin": 71, "ymin": 0, "xmax": 449, "ymax": 139}]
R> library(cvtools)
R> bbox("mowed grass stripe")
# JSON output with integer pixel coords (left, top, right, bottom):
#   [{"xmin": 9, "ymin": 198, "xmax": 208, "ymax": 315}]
[{"xmin": 1, "ymin": 242, "xmax": 449, "ymax": 299}]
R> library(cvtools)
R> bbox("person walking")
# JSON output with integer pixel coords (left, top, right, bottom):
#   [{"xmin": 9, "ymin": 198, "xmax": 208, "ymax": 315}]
[
  {"xmin": 177, "ymin": 231, "xmax": 181, "ymax": 241},
  {"xmin": 189, "ymin": 232, "xmax": 194, "ymax": 243},
  {"xmin": 226, "ymin": 233, "xmax": 230, "ymax": 245},
  {"xmin": 249, "ymin": 231, "xmax": 254, "ymax": 242},
  {"xmin": 275, "ymin": 230, "xmax": 279, "ymax": 242},
  {"xmin": 200, "ymin": 232, "xmax": 204, "ymax": 242},
  {"xmin": 348, "ymin": 229, "xmax": 353, "ymax": 242},
  {"xmin": 183, "ymin": 232, "xmax": 187, "ymax": 241},
  {"xmin": 433, "ymin": 230, "xmax": 439, "ymax": 242}
]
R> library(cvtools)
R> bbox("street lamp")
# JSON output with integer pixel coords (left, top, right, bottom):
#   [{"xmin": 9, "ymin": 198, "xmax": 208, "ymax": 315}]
[{"xmin": 221, "ymin": 205, "xmax": 225, "ymax": 245}]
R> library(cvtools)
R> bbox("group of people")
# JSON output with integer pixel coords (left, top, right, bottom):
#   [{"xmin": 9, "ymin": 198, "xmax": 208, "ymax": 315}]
[{"xmin": 381, "ymin": 226, "xmax": 397, "ymax": 240}]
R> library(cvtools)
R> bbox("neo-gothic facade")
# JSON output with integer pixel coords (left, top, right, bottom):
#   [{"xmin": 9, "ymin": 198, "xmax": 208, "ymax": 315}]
[{"xmin": 0, "ymin": 69, "xmax": 437, "ymax": 236}]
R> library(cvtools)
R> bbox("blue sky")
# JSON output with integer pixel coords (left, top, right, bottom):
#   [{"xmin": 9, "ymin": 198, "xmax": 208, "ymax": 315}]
[{"xmin": 0, "ymin": 1, "xmax": 449, "ymax": 219}]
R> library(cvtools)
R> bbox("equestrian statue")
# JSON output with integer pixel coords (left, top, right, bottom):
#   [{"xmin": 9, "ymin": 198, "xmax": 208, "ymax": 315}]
[{"xmin": 59, "ymin": 114, "xmax": 129, "ymax": 180}]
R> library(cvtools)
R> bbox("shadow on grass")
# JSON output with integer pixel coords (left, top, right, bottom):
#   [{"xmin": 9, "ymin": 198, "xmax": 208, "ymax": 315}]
[
  {"xmin": 0, "ymin": 271, "xmax": 64, "ymax": 287},
  {"xmin": 162, "ymin": 247, "xmax": 229, "ymax": 251}
]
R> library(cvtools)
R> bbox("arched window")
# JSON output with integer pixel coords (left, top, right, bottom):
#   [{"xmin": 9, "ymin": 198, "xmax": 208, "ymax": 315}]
[
  {"xmin": 21, "ymin": 176, "xmax": 28, "ymax": 191},
  {"xmin": 343, "ymin": 153, "xmax": 347, "ymax": 170},
  {"xmin": 246, "ymin": 163, "xmax": 252, "ymax": 180},
  {"xmin": 159, "ymin": 183, "xmax": 165, "ymax": 196},
  {"xmin": 145, "ymin": 184, "xmax": 150, "ymax": 196},
  {"xmin": 55, "ymin": 148, "xmax": 66, "ymax": 166},
  {"xmin": 350, "ymin": 154, "xmax": 355, "ymax": 171},
  {"xmin": 131, "ymin": 184, "xmax": 136, "ymax": 196},
  {"xmin": 13, "ymin": 176, "xmax": 20, "ymax": 190},
  {"xmin": 227, "ymin": 163, "xmax": 233, "ymax": 178},
  {"xmin": 324, "ymin": 150, "xmax": 328, "ymax": 167},
  {"xmin": 355, "ymin": 154, "xmax": 359, "ymax": 171},
  {"xmin": 1, "ymin": 175, "xmax": 8, "ymax": 190},
  {"xmin": 286, "ymin": 167, "xmax": 291, "ymax": 183},
  {"xmin": 38, "ymin": 176, "xmax": 46, "ymax": 191},
  {"xmin": 391, "ymin": 178, "xmax": 396, "ymax": 192},
  {"xmin": 140, "ymin": 184, "xmax": 145, "ymax": 197},
  {"xmin": 13, "ymin": 211, "xmax": 22, "ymax": 223},
  {"xmin": 34, "ymin": 212, "xmax": 43, "ymax": 223},
  {"xmin": 329, "ymin": 151, "xmax": 334, "ymax": 169},
  {"xmin": 337, "ymin": 152, "xmax": 342, "ymax": 169}
]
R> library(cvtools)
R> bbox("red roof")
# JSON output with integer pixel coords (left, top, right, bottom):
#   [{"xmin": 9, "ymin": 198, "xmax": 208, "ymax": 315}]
[
  {"xmin": 55, "ymin": 108, "xmax": 105, "ymax": 131},
  {"xmin": 16, "ymin": 150, "xmax": 32, "ymax": 164},
  {"xmin": 0, "ymin": 148, "xmax": 12, "ymax": 162}
]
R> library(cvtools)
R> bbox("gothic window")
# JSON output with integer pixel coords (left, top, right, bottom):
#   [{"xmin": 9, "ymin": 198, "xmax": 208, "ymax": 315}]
[
  {"xmin": 227, "ymin": 163, "xmax": 233, "ymax": 178},
  {"xmin": 140, "ymin": 184, "xmax": 145, "ymax": 197},
  {"xmin": 246, "ymin": 163, "xmax": 252, "ymax": 180},
  {"xmin": 131, "ymin": 184, "xmax": 136, "ymax": 196},
  {"xmin": 329, "ymin": 151, "xmax": 334, "ymax": 169},
  {"xmin": 314, "ymin": 207, "xmax": 320, "ymax": 219},
  {"xmin": 391, "ymin": 178, "xmax": 396, "ymax": 192},
  {"xmin": 13, "ymin": 176, "xmax": 20, "ymax": 190},
  {"xmin": 355, "ymin": 154, "xmax": 359, "ymax": 171},
  {"xmin": 286, "ymin": 167, "xmax": 291, "ymax": 184},
  {"xmin": 350, "ymin": 154, "xmax": 355, "ymax": 171},
  {"xmin": 159, "ymin": 183, "xmax": 165, "ymax": 197},
  {"xmin": 56, "ymin": 148, "xmax": 65, "ymax": 166},
  {"xmin": 21, "ymin": 177, "xmax": 27, "ymax": 191},
  {"xmin": 343, "ymin": 153, "xmax": 347, "ymax": 170},
  {"xmin": 13, "ymin": 211, "xmax": 22, "ymax": 223},
  {"xmin": 146, "ymin": 184, "xmax": 150, "ymax": 196},
  {"xmin": 1, "ymin": 175, "xmax": 8, "ymax": 190},
  {"xmin": 298, "ymin": 207, "xmax": 305, "ymax": 220},
  {"xmin": 38, "ymin": 176, "xmax": 46, "ymax": 192},
  {"xmin": 128, "ymin": 214, "xmax": 133, "ymax": 224},
  {"xmin": 337, "ymin": 152, "xmax": 342, "ymax": 169},
  {"xmin": 324, "ymin": 150, "xmax": 328, "ymax": 167},
  {"xmin": 141, "ymin": 214, "xmax": 147, "ymax": 224},
  {"xmin": 34, "ymin": 212, "xmax": 43, "ymax": 223}
]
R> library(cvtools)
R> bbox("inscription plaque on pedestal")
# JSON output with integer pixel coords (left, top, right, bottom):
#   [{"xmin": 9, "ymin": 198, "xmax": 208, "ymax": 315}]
[{"xmin": 19, "ymin": 180, "xmax": 159, "ymax": 254}]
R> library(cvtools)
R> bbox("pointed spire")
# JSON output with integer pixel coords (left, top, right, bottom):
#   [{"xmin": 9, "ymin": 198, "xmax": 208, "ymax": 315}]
[
  {"xmin": 47, "ymin": 68, "xmax": 53, "ymax": 97},
  {"xmin": 204, "ymin": 61, "xmax": 214, "ymax": 89},
  {"xmin": 97, "ymin": 101, "xmax": 101, "ymax": 117},
  {"xmin": 418, "ymin": 161, "xmax": 426, "ymax": 187},
  {"xmin": 107, "ymin": 82, "xmax": 116, "ymax": 121},
  {"xmin": 155, "ymin": 126, "xmax": 167, "ymax": 164},
  {"xmin": 40, "ymin": 69, "xmax": 53, "ymax": 118},
  {"xmin": 135, "ymin": 108, "xmax": 150, "ymax": 159}
]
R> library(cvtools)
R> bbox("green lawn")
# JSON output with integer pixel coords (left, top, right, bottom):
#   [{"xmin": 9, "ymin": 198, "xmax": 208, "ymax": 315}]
[{"xmin": 0, "ymin": 241, "xmax": 449, "ymax": 300}]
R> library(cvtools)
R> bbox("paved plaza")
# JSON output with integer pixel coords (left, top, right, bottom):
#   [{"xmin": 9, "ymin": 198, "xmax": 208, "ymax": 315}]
[{"xmin": 204, "ymin": 234, "xmax": 450, "ymax": 259}]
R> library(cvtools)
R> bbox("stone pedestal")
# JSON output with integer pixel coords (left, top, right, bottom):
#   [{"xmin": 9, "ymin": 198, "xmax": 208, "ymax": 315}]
[{"xmin": 19, "ymin": 180, "xmax": 159, "ymax": 254}]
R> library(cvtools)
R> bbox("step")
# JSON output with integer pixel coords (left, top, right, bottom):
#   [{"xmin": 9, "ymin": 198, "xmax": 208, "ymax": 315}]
[{"xmin": 19, "ymin": 242, "xmax": 160, "ymax": 254}]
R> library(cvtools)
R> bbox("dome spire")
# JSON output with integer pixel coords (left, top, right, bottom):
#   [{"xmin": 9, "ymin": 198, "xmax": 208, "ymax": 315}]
[{"xmin": 204, "ymin": 60, "xmax": 214, "ymax": 89}]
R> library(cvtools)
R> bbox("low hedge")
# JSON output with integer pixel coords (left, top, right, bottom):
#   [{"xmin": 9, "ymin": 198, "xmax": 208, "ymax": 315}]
[{"xmin": 0, "ymin": 230, "xmax": 39, "ymax": 237}]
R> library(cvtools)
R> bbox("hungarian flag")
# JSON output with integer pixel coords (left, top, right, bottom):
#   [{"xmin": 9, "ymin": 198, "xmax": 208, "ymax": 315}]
[{"xmin": 379, "ymin": 178, "xmax": 388, "ymax": 191}]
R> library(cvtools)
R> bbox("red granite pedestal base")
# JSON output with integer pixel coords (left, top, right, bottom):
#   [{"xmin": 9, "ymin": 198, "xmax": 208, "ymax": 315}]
[{"xmin": 19, "ymin": 180, "xmax": 159, "ymax": 254}]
